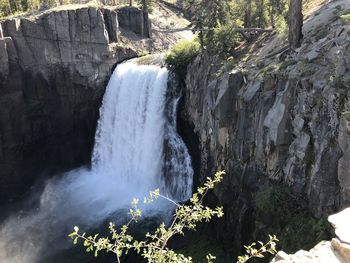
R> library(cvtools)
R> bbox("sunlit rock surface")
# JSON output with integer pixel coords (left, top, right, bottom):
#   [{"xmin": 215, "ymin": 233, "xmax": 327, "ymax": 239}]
[{"xmin": 272, "ymin": 208, "xmax": 350, "ymax": 263}]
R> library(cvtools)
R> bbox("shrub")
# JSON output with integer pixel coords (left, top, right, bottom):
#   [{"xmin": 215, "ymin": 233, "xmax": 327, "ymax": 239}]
[
  {"xmin": 279, "ymin": 59, "xmax": 297, "ymax": 70},
  {"xmin": 304, "ymin": 147, "xmax": 315, "ymax": 167},
  {"xmin": 275, "ymin": 15, "xmax": 288, "ymax": 40},
  {"xmin": 40, "ymin": 0, "xmax": 58, "ymax": 9},
  {"xmin": 342, "ymin": 111, "xmax": 350, "ymax": 122},
  {"xmin": 331, "ymin": 75, "xmax": 350, "ymax": 89},
  {"xmin": 340, "ymin": 13, "xmax": 350, "ymax": 22},
  {"xmin": 69, "ymin": 171, "xmax": 278, "ymax": 263},
  {"xmin": 136, "ymin": 0, "xmax": 154, "ymax": 12},
  {"xmin": 165, "ymin": 39, "xmax": 200, "ymax": 77},
  {"xmin": 206, "ymin": 23, "xmax": 242, "ymax": 56},
  {"xmin": 255, "ymin": 184, "xmax": 331, "ymax": 253},
  {"xmin": 177, "ymin": 236, "xmax": 226, "ymax": 263},
  {"xmin": 279, "ymin": 216, "xmax": 330, "ymax": 252},
  {"xmin": 216, "ymin": 57, "xmax": 237, "ymax": 77},
  {"xmin": 255, "ymin": 185, "xmax": 294, "ymax": 224},
  {"xmin": 300, "ymin": 62, "xmax": 318, "ymax": 77}
]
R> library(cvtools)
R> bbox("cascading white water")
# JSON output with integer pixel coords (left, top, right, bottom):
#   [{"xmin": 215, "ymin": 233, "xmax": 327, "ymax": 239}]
[
  {"xmin": 164, "ymin": 96, "xmax": 193, "ymax": 201},
  {"xmin": 0, "ymin": 61, "xmax": 193, "ymax": 263},
  {"xmin": 91, "ymin": 62, "xmax": 193, "ymax": 202}
]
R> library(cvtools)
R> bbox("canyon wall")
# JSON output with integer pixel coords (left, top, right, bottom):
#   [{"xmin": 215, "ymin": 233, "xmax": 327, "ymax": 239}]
[
  {"xmin": 181, "ymin": 0, "xmax": 350, "ymax": 257},
  {"xmin": 0, "ymin": 5, "xmax": 153, "ymax": 205},
  {"xmin": 0, "ymin": 0, "xmax": 348, "ymax": 259}
]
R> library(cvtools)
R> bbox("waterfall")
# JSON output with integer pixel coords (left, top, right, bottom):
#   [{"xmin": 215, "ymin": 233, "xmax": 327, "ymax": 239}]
[
  {"xmin": 92, "ymin": 61, "xmax": 193, "ymax": 202},
  {"xmin": 0, "ymin": 61, "xmax": 193, "ymax": 263},
  {"xmin": 164, "ymin": 87, "xmax": 193, "ymax": 201}
]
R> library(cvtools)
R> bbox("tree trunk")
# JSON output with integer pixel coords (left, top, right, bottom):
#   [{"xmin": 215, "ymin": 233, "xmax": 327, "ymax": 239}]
[
  {"xmin": 288, "ymin": 0, "xmax": 303, "ymax": 49},
  {"xmin": 244, "ymin": 0, "xmax": 251, "ymax": 28},
  {"xmin": 270, "ymin": 0, "xmax": 275, "ymax": 28},
  {"xmin": 258, "ymin": 0, "xmax": 264, "ymax": 28},
  {"xmin": 129, "ymin": 0, "xmax": 133, "ymax": 6},
  {"xmin": 7, "ymin": 0, "xmax": 12, "ymax": 14}
]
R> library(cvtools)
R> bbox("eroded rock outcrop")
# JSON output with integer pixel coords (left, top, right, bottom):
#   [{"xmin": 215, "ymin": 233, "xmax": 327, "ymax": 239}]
[
  {"xmin": 272, "ymin": 208, "xmax": 350, "ymax": 263},
  {"xmin": 180, "ymin": 0, "xmax": 350, "ymax": 257}
]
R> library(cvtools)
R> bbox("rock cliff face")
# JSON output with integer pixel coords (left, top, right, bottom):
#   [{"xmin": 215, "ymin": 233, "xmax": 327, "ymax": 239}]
[
  {"xmin": 0, "ymin": 5, "xmax": 166, "ymax": 205},
  {"xmin": 180, "ymin": 0, "xmax": 350, "ymax": 257}
]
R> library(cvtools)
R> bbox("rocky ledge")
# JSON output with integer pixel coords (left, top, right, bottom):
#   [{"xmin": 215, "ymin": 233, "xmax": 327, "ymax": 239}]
[
  {"xmin": 0, "ymin": 4, "xmax": 182, "ymax": 205},
  {"xmin": 272, "ymin": 207, "xmax": 350, "ymax": 263}
]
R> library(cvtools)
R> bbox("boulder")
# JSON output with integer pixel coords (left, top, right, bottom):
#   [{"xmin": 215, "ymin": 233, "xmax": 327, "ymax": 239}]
[
  {"xmin": 328, "ymin": 208, "xmax": 350, "ymax": 244},
  {"xmin": 271, "ymin": 208, "xmax": 350, "ymax": 263}
]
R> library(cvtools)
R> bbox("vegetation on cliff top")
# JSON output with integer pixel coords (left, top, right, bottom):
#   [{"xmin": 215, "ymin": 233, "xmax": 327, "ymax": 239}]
[
  {"xmin": 161, "ymin": 0, "xmax": 310, "ymax": 80},
  {"xmin": 0, "ymin": 0, "xmax": 152, "ymax": 18},
  {"xmin": 165, "ymin": 38, "xmax": 200, "ymax": 77},
  {"xmin": 181, "ymin": 0, "xmax": 304, "ymax": 51}
]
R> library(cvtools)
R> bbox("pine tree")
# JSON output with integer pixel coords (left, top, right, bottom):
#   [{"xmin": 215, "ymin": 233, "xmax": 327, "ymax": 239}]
[
  {"xmin": 244, "ymin": 0, "xmax": 252, "ymax": 28},
  {"xmin": 137, "ymin": 0, "xmax": 153, "ymax": 11},
  {"xmin": 0, "ymin": 0, "xmax": 11, "ymax": 16}
]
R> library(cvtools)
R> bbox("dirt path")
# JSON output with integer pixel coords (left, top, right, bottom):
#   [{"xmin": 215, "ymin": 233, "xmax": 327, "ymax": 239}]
[{"xmin": 149, "ymin": 1, "xmax": 194, "ymax": 41}]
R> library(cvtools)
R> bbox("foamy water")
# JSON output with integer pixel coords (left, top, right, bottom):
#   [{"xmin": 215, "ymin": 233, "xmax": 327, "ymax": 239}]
[{"xmin": 0, "ymin": 62, "xmax": 193, "ymax": 262}]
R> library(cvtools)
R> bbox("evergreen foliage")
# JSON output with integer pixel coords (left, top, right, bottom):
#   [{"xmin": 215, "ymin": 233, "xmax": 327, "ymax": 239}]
[
  {"xmin": 136, "ymin": 0, "xmax": 153, "ymax": 12},
  {"xmin": 181, "ymin": 0, "xmax": 289, "ymax": 56},
  {"xmin": 0, "ymin": 0, "xmax": 64, "ymax": 17},
  {"xmin": 0, "ymin": 0, "xmax": 154, "ymax": 18}
]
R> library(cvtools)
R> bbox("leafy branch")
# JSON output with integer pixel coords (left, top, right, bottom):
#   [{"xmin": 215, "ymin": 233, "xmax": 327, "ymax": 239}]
[
  {"xmin": 237, "ymin": 235, "xmax": 279, "ymax": 263},
  {"xmin": 69, "ymin": 171, "xmax": 278, "ymax": 263}
]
